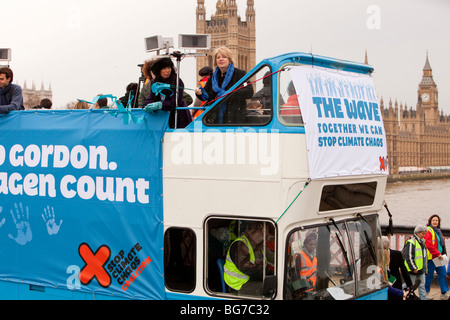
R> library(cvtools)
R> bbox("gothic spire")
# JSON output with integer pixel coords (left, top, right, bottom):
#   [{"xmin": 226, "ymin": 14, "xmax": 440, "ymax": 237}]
[
  {"xmin": 423, "ymin": 50, "xmax": 432, "ymax": 71},
  {"xmin": 420, "ymin": 51, "xmax": 435, "ymax": 86}
]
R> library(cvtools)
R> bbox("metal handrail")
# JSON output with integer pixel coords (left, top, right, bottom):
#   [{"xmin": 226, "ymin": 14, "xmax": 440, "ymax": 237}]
[{"xmin": 381, "ymin": 224, "xmax": 450, "ymax": 251}]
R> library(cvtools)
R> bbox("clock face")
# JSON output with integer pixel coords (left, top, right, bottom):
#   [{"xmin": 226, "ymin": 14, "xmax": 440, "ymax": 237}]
[{"xmin": 422, "ymin": 93, "xmax": 430, "ymax": 102}]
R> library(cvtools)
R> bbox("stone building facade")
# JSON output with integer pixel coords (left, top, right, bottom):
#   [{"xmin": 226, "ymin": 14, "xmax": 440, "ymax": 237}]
[
  {"xmin": 382, "ymin": 54, "xmax": 450, "ymax": 175},
  {"xmin": 196, "ymin": 0, "xmax": 256, "ymax": 75},
  {"xmin": 22, "ymin": 81, "xmax": 53, "ymax": 109}
]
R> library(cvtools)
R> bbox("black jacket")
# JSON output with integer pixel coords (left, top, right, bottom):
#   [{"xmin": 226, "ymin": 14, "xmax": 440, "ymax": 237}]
[
  {"xmin": 388, "ymin": 249, "xmax": 413, "ymax": 300},
  {"xmin": 197, "ymin": 67, "xmax": 253, "ymax": 124}
]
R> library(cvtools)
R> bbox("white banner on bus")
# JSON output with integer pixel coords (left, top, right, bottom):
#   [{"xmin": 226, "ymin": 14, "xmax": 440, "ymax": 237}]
[{"xmin": 289, "ymin": 65, "xmax": 388, "ymax": 180}]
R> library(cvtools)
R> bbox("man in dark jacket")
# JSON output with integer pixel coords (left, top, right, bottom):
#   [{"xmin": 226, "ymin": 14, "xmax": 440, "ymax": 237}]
[
  {"xmin": 0, "ymin": 67, "xmax": 24, "ymax": 114},
  {"xmin": 382, "ymin": 236, "xmax": 412, "ymax": 300},
  {"xmin": 403, "ymin": 225, "xmax": 428, "ymax": 300}
]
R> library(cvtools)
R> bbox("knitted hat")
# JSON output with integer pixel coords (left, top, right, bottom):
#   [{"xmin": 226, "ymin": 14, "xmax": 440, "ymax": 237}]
[{"xmin": 151, "ymin": 57, "xmax": 174, "ymax": 76}]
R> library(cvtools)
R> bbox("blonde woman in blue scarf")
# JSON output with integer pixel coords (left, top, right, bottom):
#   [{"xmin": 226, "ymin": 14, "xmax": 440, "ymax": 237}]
[{"xmin": 195, "ymin": 46, "xmax": 253, "ymax": 124}]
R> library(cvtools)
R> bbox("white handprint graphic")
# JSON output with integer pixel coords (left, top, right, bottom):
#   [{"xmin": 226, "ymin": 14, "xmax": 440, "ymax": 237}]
[
  {"xmin": 42, "ymin": 206, "xmax": 63, "ymax": 235},
  {"xmin": 8, "ymin": 202, "xmax": 32, "ymax": 245}
]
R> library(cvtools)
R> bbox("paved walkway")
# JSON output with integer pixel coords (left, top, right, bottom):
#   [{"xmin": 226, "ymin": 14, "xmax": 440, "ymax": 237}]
[{"xmin": 427, "ymin": 279, "xmax": 449, "ymax": 300}]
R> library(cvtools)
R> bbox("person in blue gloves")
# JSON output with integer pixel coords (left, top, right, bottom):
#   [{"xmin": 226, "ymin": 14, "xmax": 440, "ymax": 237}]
[{"xmin": 144, "ymin": 57, "xmax": 192, "ymax": 128}]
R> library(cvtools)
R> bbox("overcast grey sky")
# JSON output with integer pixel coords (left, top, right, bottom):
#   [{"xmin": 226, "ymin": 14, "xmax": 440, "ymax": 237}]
[{"xmin": 2, "ymin": 0, "xmax": 449, "ymax": 114}]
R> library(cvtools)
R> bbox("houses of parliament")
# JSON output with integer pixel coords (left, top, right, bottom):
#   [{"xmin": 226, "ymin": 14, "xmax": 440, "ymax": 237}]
[
  {"xmin": 382, "ymin": 54, "xmax": 450, "ymax": 175},
  {"xmin": 198, "ymin": 0, "xmax": 449, "ymax": 177}
]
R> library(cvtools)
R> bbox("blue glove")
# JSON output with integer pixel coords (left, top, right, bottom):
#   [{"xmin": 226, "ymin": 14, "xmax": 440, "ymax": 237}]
[
  {"xmin": 198, "ymin": 87, "xmax": 209, "ymax": 100},
  {"xmin": 143, "ymin": 102, "xmax": 162, "ymax": 113}
]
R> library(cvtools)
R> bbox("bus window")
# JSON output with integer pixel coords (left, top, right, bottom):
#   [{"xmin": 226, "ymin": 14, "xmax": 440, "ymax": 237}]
[
  {"xmin": 285, "ymin": 217, "xmax": 387, "ymax": 300},
  {"xmin": 278, "ymin": 70, "xmax": 303, "ymax": 125},
  {"xmin": 205, "ymin": 217, "xmax": 276, "ymax": 298},
  {"xmin": 347, "ymin": 215, "xmax": 385, "ymax": 296},
  {"xmin": 164, "ymin": 227, "xmax": 196, "ymax": 292},
  {"xmin": 319, "ymin": 182, "xmax": 377, "ymax": 212},
  {"xmin": 202, "ymin": 65, "xmax": 273, "ymax": 126}
]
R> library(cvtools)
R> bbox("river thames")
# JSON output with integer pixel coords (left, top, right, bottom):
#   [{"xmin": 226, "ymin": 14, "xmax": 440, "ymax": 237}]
[{"xmin": 380, "ymin": 178, "xmax": 450, "ymax": 229}]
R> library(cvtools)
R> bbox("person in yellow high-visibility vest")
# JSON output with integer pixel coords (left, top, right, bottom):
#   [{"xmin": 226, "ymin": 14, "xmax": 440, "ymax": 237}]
[
  {"xmin": 403, "ymin": 225, "xmax": 428, "ymax": 300},
  {"xmin": 224, "ymin": 223, "xmax": 265, "ymax": 296}
]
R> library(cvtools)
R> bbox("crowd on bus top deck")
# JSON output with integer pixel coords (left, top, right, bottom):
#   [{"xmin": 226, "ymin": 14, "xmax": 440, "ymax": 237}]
[{"xmin": 0, "ymin": 46, "xmax": 271, "ymax": 129}]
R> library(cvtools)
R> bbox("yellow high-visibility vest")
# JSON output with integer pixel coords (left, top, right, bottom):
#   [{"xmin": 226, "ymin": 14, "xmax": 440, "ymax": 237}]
[
  {"xmin": 426, "ymin": 226, "xmax": 436, "ymax": 260},
  {"xmin": 224, "ymin": 235, "xmax": 255, "ymax": 291},
  {"xmin": 404, "ymin": 238, "xmax": 424, "ymax": 272}
]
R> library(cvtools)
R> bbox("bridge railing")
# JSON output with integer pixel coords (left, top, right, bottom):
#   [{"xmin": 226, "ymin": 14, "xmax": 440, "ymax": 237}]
[{"xmin": 381, "ymin": 225, "xmax": 450, "ymax": 252}]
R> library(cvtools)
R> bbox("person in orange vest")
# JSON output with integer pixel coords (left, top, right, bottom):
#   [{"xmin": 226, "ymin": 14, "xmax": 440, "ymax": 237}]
[
  {"xmin": 192, "ymin": 66, "xmax": 213, "ymax": 119},
  {"xmin": 280, "ymin": 81, "xmax": 301, "ymax": 116},
  {"xmin": 294, "ymin": 233, "xmax": 317, "ymax": 292}
]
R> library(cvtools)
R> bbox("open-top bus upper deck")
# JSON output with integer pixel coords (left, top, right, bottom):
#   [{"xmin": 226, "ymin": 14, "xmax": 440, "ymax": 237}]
[{"xmin": 0, "ymin": 52, "xmax": 389, "ymax": 300}]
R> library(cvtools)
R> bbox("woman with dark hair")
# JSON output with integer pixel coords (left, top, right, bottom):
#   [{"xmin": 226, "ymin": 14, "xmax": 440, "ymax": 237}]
[
  {"xmin": 424, "ymin": 214, "xmax": 449, "ymax": 300},
  {"xmin": 144, "ymin": 57, "xmax": 192, "ymax": 128}
]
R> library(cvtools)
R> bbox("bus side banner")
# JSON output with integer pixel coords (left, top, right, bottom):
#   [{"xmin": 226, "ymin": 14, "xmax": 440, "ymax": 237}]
[
  {"xmin": 289, "ymin": 66, "xmax": 388, "ymax": 180},
  {"xmin": 0, "ymin": 110, "xmax": 169, "ymax": 300}
]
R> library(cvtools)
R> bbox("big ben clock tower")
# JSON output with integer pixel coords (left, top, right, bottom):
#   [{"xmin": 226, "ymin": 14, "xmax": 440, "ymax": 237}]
[{"xmin": 418, "ymin": 52, "xmax": 439, "ymax": 124}]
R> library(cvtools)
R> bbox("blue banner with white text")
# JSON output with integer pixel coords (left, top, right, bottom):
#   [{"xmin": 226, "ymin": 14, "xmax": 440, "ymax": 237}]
[{"xmin": 0, "ymin": 109, "xmax": 169, "ymax": 299}]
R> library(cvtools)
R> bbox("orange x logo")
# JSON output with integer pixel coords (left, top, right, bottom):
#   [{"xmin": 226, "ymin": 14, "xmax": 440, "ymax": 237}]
[
  {"xmin": 379, "ymin": 156, "xmax": 386, "ymax": 171},
  {"xmin": 79, "ymin": 243, "xmax": 111, "ymax": 288}
]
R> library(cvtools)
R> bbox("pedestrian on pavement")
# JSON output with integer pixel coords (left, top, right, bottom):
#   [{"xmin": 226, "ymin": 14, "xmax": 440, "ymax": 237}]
[
  {"xmin": 382, "ymin": 236, "xmax": 413, "ymax": 300},
  {"xmin": 403, "ymin": 225, "xmax": 428, "ymax": 300},
  {"xmin": 424, "ymin": 214, "xmax": 449, "ymax": 300}
]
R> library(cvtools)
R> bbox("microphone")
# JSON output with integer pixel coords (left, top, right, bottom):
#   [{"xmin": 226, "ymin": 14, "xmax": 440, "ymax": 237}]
[{"xmin": 406, "ymin": 278, "xmax": 421, "ymax": 291}]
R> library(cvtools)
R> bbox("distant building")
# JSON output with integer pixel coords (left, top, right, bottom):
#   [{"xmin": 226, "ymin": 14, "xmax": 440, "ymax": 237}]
[
  {"xmin": 196, "ymin": 0, "xmax": 256, "ymax": 75},
  {"xmin": 22, "ymin": 81, "xmax": 53, "ymax": 109},
  {"xmin": 382, "ymin": 53, "xmax": 450, "ymax": 175}
]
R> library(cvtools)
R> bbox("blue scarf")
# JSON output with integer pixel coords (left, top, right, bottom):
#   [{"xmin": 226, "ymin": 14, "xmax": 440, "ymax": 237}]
[
  {"xmin": 0, "ymin": 83, "xmax": 12, "ymax": 105},
  {"xmin": 211, "ymin": 63, "xmax": 234, "ymax": 123},
  {"xmin": 431, "ymin": 226, "xmax": 445, "ymax": 253}
]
